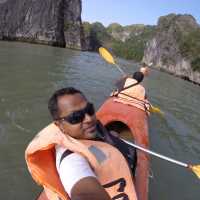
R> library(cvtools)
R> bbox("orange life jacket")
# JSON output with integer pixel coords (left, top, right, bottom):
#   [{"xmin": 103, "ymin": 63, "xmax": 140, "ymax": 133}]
[
  {"xmin": 25, "ymin": 123, "xmax": 138, "ymax": 200},
  {"xmin": 112, "ymin": 78, "xmax": 150, "ymax": 112}
]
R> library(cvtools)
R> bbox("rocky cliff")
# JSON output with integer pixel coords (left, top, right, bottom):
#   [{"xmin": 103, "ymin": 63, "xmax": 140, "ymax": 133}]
[
  {"xmin": 143, "ymin": 14, "xmax": 200, "ymax": 84},
  {"xmin": 0, "ymin": 0, "xmax": 84, "ymax": 49},
  {"xmin": 83, "ymin": 14, "xmax": 200, "ymax": 84}
]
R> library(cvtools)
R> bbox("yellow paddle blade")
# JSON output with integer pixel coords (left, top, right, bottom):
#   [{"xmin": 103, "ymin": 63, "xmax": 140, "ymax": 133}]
[
  {"xmin": 149, "ymin": 105, "xmax": 164, "ymax": 116},
  {"xmin": 99, "ymin": 47, "xmax": 116, "ymax": 65},
  {"xmin": 191, "ymin": 165, "xmax": 200, "ymax": 178}
]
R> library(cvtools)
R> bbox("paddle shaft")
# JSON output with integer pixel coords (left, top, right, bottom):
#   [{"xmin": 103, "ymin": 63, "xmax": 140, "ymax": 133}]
[
  {"xmin": 115, "ymin": 63, "xmax": 126, "ymax": 75},
  {"xmin": 121, "ymin": 139, "xmax": 188, "ymax": 168}
]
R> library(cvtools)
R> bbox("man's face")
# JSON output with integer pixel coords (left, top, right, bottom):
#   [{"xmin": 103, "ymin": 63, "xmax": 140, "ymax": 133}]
[
  {"xmin": 140, "ymin": 66, "xmax": 149, "ymax": 76},
  {"xmin": 56, "ymin": 93, "xmax": 97, "ymax": 139}
]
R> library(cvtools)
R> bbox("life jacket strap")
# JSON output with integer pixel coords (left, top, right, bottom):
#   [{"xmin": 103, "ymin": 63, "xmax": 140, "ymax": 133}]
[
  {"xmin": 116, "ymin": 92, "xmax": 150, "ymax": 112},
  {"xmin": 59, "ymin": 150, "xmax": 73, "ymax": 167},
  {"xmin": 112, "ymin": 81, "xmax": 139, "ymax": 97}
]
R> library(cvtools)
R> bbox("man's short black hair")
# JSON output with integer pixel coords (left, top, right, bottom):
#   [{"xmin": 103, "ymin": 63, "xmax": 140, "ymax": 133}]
[
  {"xmin": 48, "ymin": 87, "xmax": 85, "ymax": 120},
  {"xmin": 132, "ymin": 71, "xmax": 144, "ymax": 83}
]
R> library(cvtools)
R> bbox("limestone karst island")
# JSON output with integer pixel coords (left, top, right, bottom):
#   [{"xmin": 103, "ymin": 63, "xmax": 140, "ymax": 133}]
[{"xmin": 0, "ymin": 0, "xmax": 200, "ymax": 84}]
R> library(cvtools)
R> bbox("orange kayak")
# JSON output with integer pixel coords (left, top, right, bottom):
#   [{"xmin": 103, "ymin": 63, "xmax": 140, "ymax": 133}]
[
  {"xmin": 96, "ymin": 97, "xmax": 150, "ymax": 200},
  {"xmin": 36, "ymin": 97, "xmax": 150, "ymax": 200}
]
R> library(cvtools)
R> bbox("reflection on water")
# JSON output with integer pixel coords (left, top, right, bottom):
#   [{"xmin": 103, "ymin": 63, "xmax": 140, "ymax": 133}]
[{"xmin": 0, "ymin": 41, "xmax": 200, "ymax": 200}]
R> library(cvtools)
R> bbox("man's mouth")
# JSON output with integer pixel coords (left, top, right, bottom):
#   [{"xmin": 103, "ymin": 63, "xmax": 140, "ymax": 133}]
[{"xmin": 84, "ymin": 123, "xmax": 97, "ymax": 133}]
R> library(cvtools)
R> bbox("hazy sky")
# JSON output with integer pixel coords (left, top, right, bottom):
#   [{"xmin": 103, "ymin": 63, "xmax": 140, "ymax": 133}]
[{"xmin": 82, "ymin": 0, "xmax": 200, "ymax": 26}]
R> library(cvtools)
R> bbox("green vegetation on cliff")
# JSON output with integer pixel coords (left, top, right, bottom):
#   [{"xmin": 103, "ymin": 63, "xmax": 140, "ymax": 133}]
[
  {"xmin": 83, "ymin": 22, "xmax": 155, "ymax": 61},
  {"xmin": 83, "ymin": 14, "xmax": 200, "ymax": 72},
  {"xmin": 157, "ymin": 14, "xmax": 200, "ymax": 72},
  {"xmin": 107, "ymin": 23, "xmax": 124, "ymax": 33},
  {"xmin": 83, "ymin": 22, "xmax": 113, "ymax": 51},
  {"xmin": 178, "ymin": 29, "xmax": 200, "ymax": 71},
  {"xmin": 112, "ymin": 26, "xmax": 155, "ymax": 61}
]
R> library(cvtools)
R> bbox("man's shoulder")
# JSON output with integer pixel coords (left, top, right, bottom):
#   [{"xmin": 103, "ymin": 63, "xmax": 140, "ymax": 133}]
[{"xmin": 125, "ymin": 77, "xmax": 138, "ymax": 85}]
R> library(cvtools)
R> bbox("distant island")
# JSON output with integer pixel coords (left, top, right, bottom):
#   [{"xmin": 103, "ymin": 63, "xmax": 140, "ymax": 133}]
[
  {"xmin": 83, "ymin": 14, "xmax": 200, "ymax": 85},
  {"xmin": 0, "ymin": 0, "xmax": 200, "ymax": 84}
]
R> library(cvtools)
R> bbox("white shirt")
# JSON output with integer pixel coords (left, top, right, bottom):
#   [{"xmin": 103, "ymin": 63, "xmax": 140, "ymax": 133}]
[{"xmin": 55, "ymin": 145, "xmax": 96, "ymax": 197}]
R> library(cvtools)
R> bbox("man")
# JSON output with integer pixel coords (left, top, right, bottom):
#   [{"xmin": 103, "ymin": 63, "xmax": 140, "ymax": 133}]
[
  {"xmin": 112, "ymin": 69, "xmax": 150, "ymax": 112},
  {"xmin": 113, "ymin": 62, "xmax": 150, "ymax": 96},
  {"xmin": 25, "ymin": 87, "xmax": 137, "ymax": 200},
  {"xmin": 114, "ymin": 71, "xmax": 145, "ymax": 94},
  {"xmin": 139, "ymin": 63, "xmax": 150, "ymax": 77}
]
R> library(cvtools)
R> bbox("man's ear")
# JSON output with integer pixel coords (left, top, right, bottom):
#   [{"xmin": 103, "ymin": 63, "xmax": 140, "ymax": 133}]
[
  {"xmin": 55, "ymin": 120, "xmax": 66, "ymax": 134},
  {"xmin": 54, "ymin": 120, "xmax": 60, "ymax": 126},
  {"xmin": 54, "ymin": 120, "xmax": 63, "ymax": 129}
]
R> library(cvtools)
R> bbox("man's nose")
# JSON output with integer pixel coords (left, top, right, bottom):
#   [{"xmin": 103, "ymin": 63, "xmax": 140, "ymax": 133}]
[{"xmin": 83, "ymin": 113, "xmax": 93, "ymax": 122}]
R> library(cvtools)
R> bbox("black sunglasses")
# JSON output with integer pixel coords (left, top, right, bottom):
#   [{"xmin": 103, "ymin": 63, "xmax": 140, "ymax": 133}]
[{"xmin": 58, "ymin": 102, "xmax": 95, "ymax": 125}]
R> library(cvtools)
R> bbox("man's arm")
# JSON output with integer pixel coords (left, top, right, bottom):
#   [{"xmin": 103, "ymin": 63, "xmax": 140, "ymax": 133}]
[
  {"xmin": 71, "ymin": 177, "xmax": 111, "ymax": 200},
  {"xmin": 56, "ymin": 148, "xmax": 112, "ymax": 200}
]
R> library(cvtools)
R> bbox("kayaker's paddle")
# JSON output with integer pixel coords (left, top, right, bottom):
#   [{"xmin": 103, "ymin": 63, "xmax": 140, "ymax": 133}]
[
  {"xmin": 122, "ymin": 139, "xmax": 200, "ymax": 179},
  {"xmin": 99, "ymin": 47, "xmax": 164, "ymax": 116},
  {"xmin": 99, "ymin": 47, "xmax": 126, "ymax": 75},
  {"xmin": 149, "ymin": 105, "xmax": 164, "ymax": 116}
]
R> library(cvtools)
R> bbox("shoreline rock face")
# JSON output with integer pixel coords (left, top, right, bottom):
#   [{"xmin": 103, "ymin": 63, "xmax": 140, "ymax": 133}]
[
  {"xmin": 143, "ymin": 14, "xmax": 200, "ymax": 84},
  {"xmin": 0, "ymin": 0, "xmax": 84, "ymax": 49}
]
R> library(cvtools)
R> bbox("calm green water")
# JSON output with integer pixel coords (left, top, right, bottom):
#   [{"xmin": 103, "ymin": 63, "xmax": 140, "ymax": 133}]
[{"xmin": 0, "ymin": 41, "xmax": 200, "ymax": 200}]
